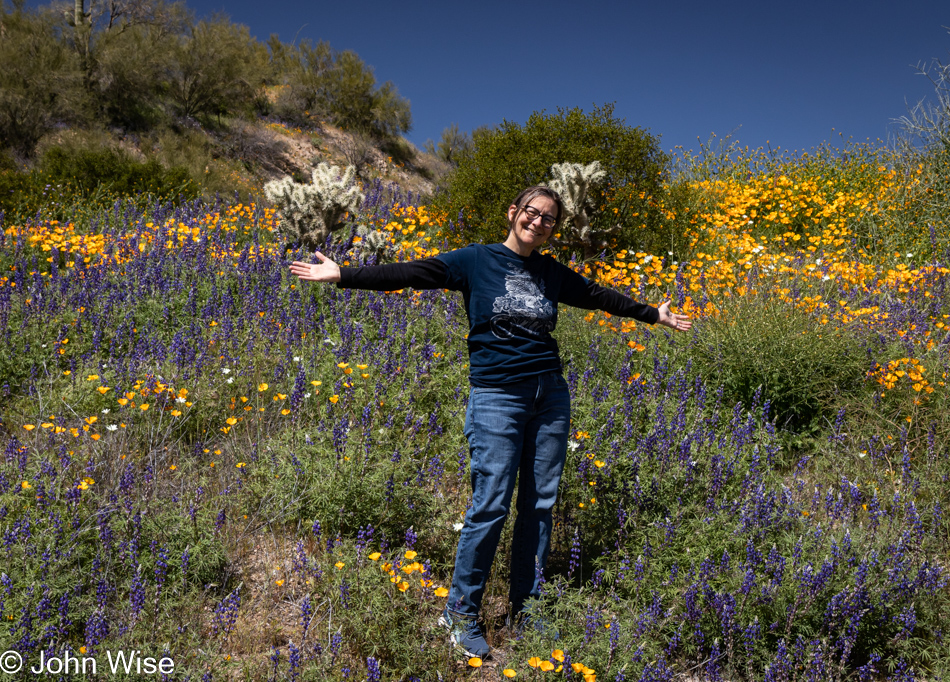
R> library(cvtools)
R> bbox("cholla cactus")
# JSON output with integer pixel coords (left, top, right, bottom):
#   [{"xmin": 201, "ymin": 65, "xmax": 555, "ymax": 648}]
[
  {"xmin": 546, "ymin": 161, "xmax": 619, "ymax": 259},
  {"xmin": 264, "ymin": 163, "xmax": 364, "ymax": 253},
  {"xmin": 354, "ymin": 224, "xmax": 393, "ymax": 261}
]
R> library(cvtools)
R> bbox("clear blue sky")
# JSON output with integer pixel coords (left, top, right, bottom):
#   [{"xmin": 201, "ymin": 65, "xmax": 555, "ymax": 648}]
[{"xmin": 56, "ymin": 0, "xmax": 950, "ymax": 156}]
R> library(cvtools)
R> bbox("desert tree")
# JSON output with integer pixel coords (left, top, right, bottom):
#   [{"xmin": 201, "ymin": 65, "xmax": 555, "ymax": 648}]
[
  {"xmin": 270, "ymin": 39, "xmax": 411, "ymax": 139},
  {"xmin": 424, "ymin": 123, "xmax": 472, "ymax": 165},
  {"xmin": 0, "ymin": 4, "xmax": 81, "ymax": 156},
  {"xmin": 164, "ymin": 18, "xmax": 268, "ymax": 121}
]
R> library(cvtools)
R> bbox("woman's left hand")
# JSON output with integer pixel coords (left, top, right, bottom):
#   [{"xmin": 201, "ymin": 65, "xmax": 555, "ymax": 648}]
[{"xmin": 657, "ymin": 300, "xmax": 692, "ymax": 332}]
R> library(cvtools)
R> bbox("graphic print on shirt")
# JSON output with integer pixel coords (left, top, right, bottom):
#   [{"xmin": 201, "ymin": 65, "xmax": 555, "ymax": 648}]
[{"xmin": 490, "ymin": 263, "xmax": 555, "ymax": 339}]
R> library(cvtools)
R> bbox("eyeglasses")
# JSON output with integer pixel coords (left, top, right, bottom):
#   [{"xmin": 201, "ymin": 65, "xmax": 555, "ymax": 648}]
[{"xmin": 522, "ymin": 205, "xmax": 557, "ymax": 229}]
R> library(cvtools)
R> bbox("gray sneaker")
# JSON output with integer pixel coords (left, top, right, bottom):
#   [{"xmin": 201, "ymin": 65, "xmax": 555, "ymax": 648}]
[{"xmin": 438, "ymin": 608, "xmax": 490, "ymax": 658}]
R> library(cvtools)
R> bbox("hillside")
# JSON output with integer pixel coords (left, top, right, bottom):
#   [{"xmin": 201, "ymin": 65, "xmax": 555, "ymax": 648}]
[
  {"xmin": 13, "ymin": 114, "xmax": 443, "ymax": 197},
  {"xmin": 1, "ymin": 1, "xmax": 447, "ymax": 206}
]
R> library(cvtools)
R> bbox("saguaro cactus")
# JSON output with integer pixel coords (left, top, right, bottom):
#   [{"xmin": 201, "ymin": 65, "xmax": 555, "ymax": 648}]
[
  {"xmin": 545, "ymin": 160, "xmax": 619, "ymax": 260},
  {"xmin": 264, "ymin": 162, "xmax": 364, "ymax": 253}
]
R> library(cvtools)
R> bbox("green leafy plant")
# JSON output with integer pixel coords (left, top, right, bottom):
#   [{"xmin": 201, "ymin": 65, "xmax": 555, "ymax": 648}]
[
  {"xmin": 269, "ymin": 38, "xmax": 412, "ymax": 139},
  {"xmin": 423, "ymin": 123, "xmax": 472, "ymax": 166},
  {"xmin": 436, "ymin": 104, "xmax": 673, "ymax": 258},
  {"xmin": 0, "ymin": 4, "xmax": 83, "ymax": 157},
  {"xmin": 0, "ymin": 143, "xmax": 197, "ymax": 218},
  {"xmin": 691, "ymin": 293, "xmax": 868, "ymax": 430},
  {"xmin": 40, "ymin": 146, "xmax": 194, "ymax": 198},
  {"xmin": 166, "ymin": 19, "xmax": 268, "ymax": 122}
]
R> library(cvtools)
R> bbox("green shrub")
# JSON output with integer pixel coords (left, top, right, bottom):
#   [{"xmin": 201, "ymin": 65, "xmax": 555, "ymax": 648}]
[
  {"xmin": 0, "ymin": 145, "xmax": 198, "ymax": 219},
  {"xmin": 0, "ymin": 5, "xmax": 84, "ymax": 157},
  {"xmin": 94, "ymin": 23, "xmax": 174, "ymax": 130},
  {"xmin": 436, "ymin": 104, "xmax": 675, "ymax": 258},
  {"xmin": 270, "ymin": 38, "xmax": 412, "ymax": 139},
  {"xmin": 151, "ymin": 127, "xmax": 258, "ymax": 201},
  {"xmin": 423, "ymin": 123, "xmax": 472, "ymax": 166},
  {"xmin": 1, "ymin": 143, "xmax": 197, "ymax": 219},
  {"xmin": 166, "ymin": 19, "xmax": 269, "ymax": 122},
  {"xmin": 40, "ymin": 146, "xmax": 193, "ymax": 197},
  {"xmin": 691, "ymin": 293, "xmax": 868, "ymax": 431},
  {"xmin": 877, "ymin": 146, "xmax": 950, "ymax": 258}
]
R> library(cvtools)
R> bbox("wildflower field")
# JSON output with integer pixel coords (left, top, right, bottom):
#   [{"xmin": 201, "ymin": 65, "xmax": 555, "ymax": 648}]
[{"xmin": 1, "ymin": 144, "xmax": 949, "ymax": 681}]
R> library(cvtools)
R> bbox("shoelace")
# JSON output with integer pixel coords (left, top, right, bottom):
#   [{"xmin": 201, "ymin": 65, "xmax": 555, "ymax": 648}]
[{"xmin": 460, "ymin": 618, "xmax": 482, "ymax": 637}]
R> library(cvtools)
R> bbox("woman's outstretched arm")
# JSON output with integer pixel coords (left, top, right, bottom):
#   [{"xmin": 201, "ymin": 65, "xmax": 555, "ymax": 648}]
[
  {"xmin": 289, "ymin": 252, "xmax": 450, "ymax": 291},
  {"xmin": 558, "ymin": 268, "xmax": 692, "ymax": 332}
]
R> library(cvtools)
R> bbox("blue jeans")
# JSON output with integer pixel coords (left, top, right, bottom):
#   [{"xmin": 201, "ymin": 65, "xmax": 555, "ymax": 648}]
[{"xmin": 447, "ymin": 371, "xmax": 571, "ymax": 618}]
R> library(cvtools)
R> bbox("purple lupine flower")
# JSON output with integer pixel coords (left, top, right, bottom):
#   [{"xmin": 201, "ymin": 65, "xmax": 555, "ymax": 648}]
[
  {"xmin": 212, "ymin": 590, "xmax": 241, "ymax": 639},
  {"xmin": 366, "ymin": 657, "xmax": 381, "ymax": 682},
  {"xmin": 356, "ymin": 525, "xmax": 374, "ymax": 561},
  {"xmin": 329, "ymin": 632, "xmax": 342, "ymax": 661},
  {"xmin": 154, "ymin": 546, "xmax": 169, "ymax": 592},
  {"xmin": 608, "ymin": 617, "xmax": 620, "ymax": 654},
  {"xmin": 300, "ymin": 596, "xmax": 312, "ymax": 638},
  {"xmin": 706, "ymin": 639, "xmax": 723, "ymax": 682},
  {"xmin": 84, "ymin": 608, "xmax": 110, "ymax": 652},
  {"xmin": 339, "ymin": 580, "xmax": 351, "ymax": 610},
  {"xmin": 568, "ymin": 529, "xmax": 581, "ymax": 582},
  {"xmin": 583, "ymin": 604, "xmax": 602, "ymax": 643},
  {"xmin": 288, "ymin": 642, "xmax": 300, "ymax": 682},
  {"xmin": 129, "ymin": 570, "xmax": 146, "ymax": 618}
]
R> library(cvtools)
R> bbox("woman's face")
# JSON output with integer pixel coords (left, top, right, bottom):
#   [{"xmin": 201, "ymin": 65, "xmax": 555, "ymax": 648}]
[{"xmin": 506, "ymin": 195, "xmax": 558, "ymax": 254}]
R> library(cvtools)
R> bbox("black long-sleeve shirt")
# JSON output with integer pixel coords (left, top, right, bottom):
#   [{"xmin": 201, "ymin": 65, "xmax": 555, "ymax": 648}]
[{"xmin": 338, "ymin": 244, "xmax": 658, "ymax": 386}]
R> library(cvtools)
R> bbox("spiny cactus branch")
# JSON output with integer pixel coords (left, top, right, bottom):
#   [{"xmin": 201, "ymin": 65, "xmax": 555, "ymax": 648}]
[
  {"xmin": 264, "ymin": 162, "xmax": 364, "ymax": 254},
  {"xmin": 545, "ymin": 161, "xmax": 612, "ymax": 260}
]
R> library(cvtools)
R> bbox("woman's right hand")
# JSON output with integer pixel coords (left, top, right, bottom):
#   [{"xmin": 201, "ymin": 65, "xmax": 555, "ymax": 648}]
[{"xmin": 289, "ymin": 252, "xmax": 342, "ymax": 283}]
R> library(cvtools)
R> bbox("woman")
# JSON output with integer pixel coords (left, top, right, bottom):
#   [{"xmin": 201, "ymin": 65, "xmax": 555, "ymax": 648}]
[{"xmin": 289, "ymin": 186, "xmax": 692, "ymax": 658}]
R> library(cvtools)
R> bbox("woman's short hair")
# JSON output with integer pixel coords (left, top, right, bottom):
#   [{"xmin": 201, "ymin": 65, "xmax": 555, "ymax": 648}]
[{"xmin": 508, "ymin": 186, "xmax": 565, "ymax": 232}]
